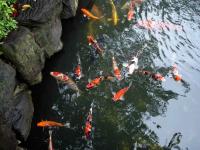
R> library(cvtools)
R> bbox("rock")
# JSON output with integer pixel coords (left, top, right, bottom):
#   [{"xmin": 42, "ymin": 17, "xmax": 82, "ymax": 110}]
[
  {"xmin": 11, "ymin": 90, "xmax": 34, "ymax": 141},
  {"xmin": 0, "ymin": 60, "xmax": 18, "ymax": 149},
  {"xmin": 2, "ymin": 26, "xmax": 44, "ymax": 85},
  {"xmin": 32, "ymin": 14, "xmax": 63, "ymax": 57},
  {"xmin": 0, "ymin": 59, "xmax": 34, "ymax": 142},
  {"xmin": 17, "ymin": 0, "xmax": 62, "ymax": 26},
  {"xmin": 62, "ymin": 0, "xmax": 79, "ymax": 19},
  {"xmin": 0, "ymin": 113, "xmax": 18, "ymax": 150},
  {"xmin": 0, "ymin": 59, "xmax": 16, "ymax": 114}
]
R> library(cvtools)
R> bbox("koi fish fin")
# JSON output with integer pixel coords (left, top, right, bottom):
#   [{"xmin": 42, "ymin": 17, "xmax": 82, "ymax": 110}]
[
  {"xmin": 112, "ymin": 92, "xmax": 116, "ymax": 95},
  {"xmin": 64, "ymin": 122, "xmax": 70, "ymax": 128},
  {"xmin": 99, "ymin": 70, "xmax": 103, "ymax": 75},
  {"xmin": 107, "ymin": 18, "xmax": 112, "ymax": 21},
  {"xmin": 17, "ymin": 140, "xmax": 22, "ymax": 145},
  {"xmin": 89, "ymin": 43, "xmax": 92, "ymax": 46},
  {"xmin": 120, "ymin": 96, "xmax": 125, "ymax": 101},
  {"xmin": 83, "ymin": 14, "xmax": 87, "ymax": 17},
  {"xmin": 121, "ymin": 1, "xmax": 130, "ymax": 10},
  {"xmin": 122, "ymin": 62, "xmax": 129, "ymax": 67}
]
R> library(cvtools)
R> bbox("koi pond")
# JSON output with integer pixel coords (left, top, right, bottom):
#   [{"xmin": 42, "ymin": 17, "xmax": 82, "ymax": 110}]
[{"xmin": 27, "ymin": 0, "xmax": 200, "ymax": 149}]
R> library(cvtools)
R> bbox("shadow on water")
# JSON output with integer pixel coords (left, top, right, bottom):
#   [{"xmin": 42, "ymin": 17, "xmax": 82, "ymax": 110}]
[{"xmin": 24, "ymin": 0, "xmax": 200, "ymax": 149}]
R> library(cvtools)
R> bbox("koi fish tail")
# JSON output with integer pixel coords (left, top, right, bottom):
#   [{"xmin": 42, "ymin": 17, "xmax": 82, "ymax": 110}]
[
  {"xmin": 122, "ymin": 62, "xmax": 129, "ymax": 67},
  {"xmin": 64, "ymin": 122, "xmax": 70, "ymax": 128},
  {"xmin": 128, "ymin": 81, "xmax": 133, "ymax": 89},
  {"xmin": 76, "ymin": 89, "xmax": 83, "ymax": 97},
  {"xmin": 77, "ymin": 53, "xmax": 81, "ymax": 65},
  {"xmin": 49, "ymin": 130, "xmax": 53, "ymax": 136}
]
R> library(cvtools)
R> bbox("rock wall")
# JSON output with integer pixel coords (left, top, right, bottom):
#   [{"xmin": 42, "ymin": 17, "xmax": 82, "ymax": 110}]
[{"xmin": 0, "ymin": 0, "xmax": 79, "ymax": 149}]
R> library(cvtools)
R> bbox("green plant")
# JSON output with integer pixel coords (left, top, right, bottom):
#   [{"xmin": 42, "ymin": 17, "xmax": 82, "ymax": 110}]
[{"xmin": 0, "ymin": 0, "xmax": 17, "ymax": 41}]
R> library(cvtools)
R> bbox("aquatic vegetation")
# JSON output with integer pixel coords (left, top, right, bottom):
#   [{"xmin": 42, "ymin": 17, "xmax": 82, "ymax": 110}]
[{"xmin": 0, "ymin": 0, "xmax": 17, "ymax": 40}]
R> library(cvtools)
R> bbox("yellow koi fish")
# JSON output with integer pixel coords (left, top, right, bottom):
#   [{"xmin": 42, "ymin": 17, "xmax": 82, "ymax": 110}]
[
  {"xmin": 21, "ymin": 4, "xmax": 31, "ymax": 11},
  {"xmin": 109, "ymin": 0, "xmax": 118, "ymax": 25}
]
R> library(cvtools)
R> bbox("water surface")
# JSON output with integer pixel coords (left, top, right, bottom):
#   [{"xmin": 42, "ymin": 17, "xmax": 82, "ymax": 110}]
[{"xmin": 27, "ymin": 0, "xmax": 200, "ymax": 149}]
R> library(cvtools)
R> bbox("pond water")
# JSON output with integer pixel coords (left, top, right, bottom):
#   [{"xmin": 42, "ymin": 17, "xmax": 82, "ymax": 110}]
[{"xmin": 27, "ymin": 0, "xmax": 200, "ymax": 149}]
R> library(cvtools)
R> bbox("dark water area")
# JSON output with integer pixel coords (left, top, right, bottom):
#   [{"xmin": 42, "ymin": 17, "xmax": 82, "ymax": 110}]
[{"xmin": 27, "ymin": 0, "xmax": 200, "ymax": 149}]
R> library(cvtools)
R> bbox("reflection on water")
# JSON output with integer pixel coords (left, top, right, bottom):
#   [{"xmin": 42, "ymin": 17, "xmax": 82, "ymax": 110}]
[{"xmin": 27, "ymin": 0, "xmax": 200, "ymax": 149}]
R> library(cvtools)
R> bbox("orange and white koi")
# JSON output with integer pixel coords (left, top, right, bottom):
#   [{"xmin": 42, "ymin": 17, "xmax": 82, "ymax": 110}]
[
  {"xmin": 50, "ymin": 72, "xmax": 81, "ymax": 93},
  {"xmin": 112, "ymin": 56, "xmax": 122, "ymax": 80},
  {"xmin": 127, "ymin": 0, "xmax": 135, "ymax": 21},
  {"xmin": 48, "ymin": 130, "xmax": 54, "ymax": 150},
  {"xmin": 112, "ymin": 82, "xmax": 132, "ymax": 101},
  {"xmin": 86, "ymin": 76, "xmax": 104, "ymax": 89},
  {"xmin": 171, "ymin": 64, "xmax": 182, "ymax": 81},
  {"xmin": 81, "ymin": 8, "xmax": 101, "ymax": 20},
  {"xmin": 87, "ymin": 35, "xmax": 104, "ymax": 56},
  {"xmin": 109, "ymin": 0, "xmax": 118, "ymax": 25},
  {"xmin": 37, "ymin": 121, "xmax": 66, "ymax": 127}
]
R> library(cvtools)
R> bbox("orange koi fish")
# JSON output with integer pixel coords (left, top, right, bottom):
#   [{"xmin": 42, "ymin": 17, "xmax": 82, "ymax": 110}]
[
  {"xmin": 81, "ymin": 8, "xmax": 101, "ymax": 20},
  {"xmin": 50, "ymin": 72, "xmax": 81, "ymax": 93},
  {"xmin": 112, "ymin": 82, "xmax": 132, "ymax": 101},
  {"xmin": 37, "ymin": 121, "xmax": 65, "ymax": 127},
  {"xmin": 172, "ymin": 64, "xmax": 182, "ymax": 81},
  {"xmin": 48, "ymin": 130, "xmax": 54, "ymax": 150},
  {"xmin": 86, "ymin": 76, "xmax": 104, "ymax": 89},
  {"xmin": 127, "ymin": 0, "xmax": 135, "ymax": 21},
  {"xmin": 112, "ymin": 56, "xmax": 122, "ymax": 80},
  {"xmin": 84, "ymin": 102, "xmax": 93, "ymax": 140},
  {"xmin": 87, "ymin": 35, "xmax": 104, "ymax": 56}
]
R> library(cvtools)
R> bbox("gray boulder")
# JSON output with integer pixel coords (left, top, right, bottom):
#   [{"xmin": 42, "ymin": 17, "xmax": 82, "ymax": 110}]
[
  {"xmin": 0, "ymin": 59, "xmax": 16, "ymax": 114},
  {"xmin": 11, "ymin": 90, "xmax": 34, "ymax": 141},
  {"xmin": 2, "ymin": 26, "xmax": 44, "ymax": 85},
  {"xmin": 62, "ymin": 0, "xmax": 79, "ymax": 19},
  {"xmin": 0, "ymin": 113, "xmax": 18, "ymax": 150}
]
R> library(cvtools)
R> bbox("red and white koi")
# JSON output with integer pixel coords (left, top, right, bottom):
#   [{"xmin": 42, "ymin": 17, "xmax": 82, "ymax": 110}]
[
  {"xmin": 50, "ymin": 72, "xmax": 81, "ymax": 93},
  {"xmin": 84, "ymin": 102, "xmax": 94, "ymax": 140},
  {"xmin": 151, "ymin": 73, "xmax": 165, "ymax": 81},
  {"xmin": 74, "ymin": 54, "xmax": 83, "ymax": 79},
  {"xmin": 87, "ymin": 35, "xmax": 104, "ymax": 56}
]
